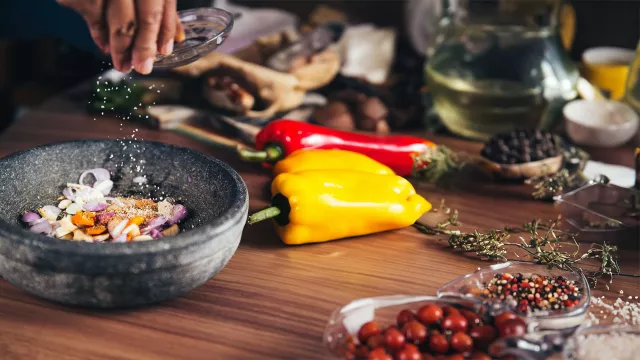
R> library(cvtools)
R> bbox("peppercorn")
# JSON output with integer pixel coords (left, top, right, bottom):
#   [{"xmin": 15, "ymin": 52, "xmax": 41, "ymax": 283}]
[
  {"xmin": 481, "ymin": 129, "xmax": 558, "ymax": 164},
  {"xmin": 482, "ymin": 273, "xmax": 583, "ymax": 313}
]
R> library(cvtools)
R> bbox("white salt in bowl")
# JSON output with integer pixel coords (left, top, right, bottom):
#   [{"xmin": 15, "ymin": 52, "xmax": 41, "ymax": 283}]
[{"xmin": 564, "ymin": 99, "xmax": 639, "ymax": 147}]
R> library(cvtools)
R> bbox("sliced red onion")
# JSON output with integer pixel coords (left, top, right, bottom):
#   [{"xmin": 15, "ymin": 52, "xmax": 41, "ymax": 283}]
[
  {"xmin": 168, "ymin": 204, "xmax": 187, "ymax": 225},
  {"xmin": 94, "ymin": 180, "xmax": 114, "ymax": 195},
  {"xmin": 22, "ymin": 212, "xmax": 41, "ymax": 224},
  {"xmin": 112, "ymin": 234, "xmax": 127, "ymax": 243},
  {"xmin": 79, "ymin": 168, "xmax": 111, "ymax": 187},
  {"xmin": 141, "ymin": 216, "xmax": 167, "ymax": 234},
  {"xmin": 104, "ymin": 197, "xmax": 123, "ymax": 206},
  {"xmin": 40, "ymin": 205, "xmax": 61, "ymax": 220},
  {"xmin": 62, "ymin": 187, "xmax": 76, "ymax": 200},
  {"xmin": 30, "ymin": 220, "xmax": 53, "ymax": 235},
  {"xmin": 96, "ymin": 212, "xmax": 115, "ymax": 224},
  {"xmin": 150, "ymin": 229, "xmax": 163, "ymax": 239},
  {"xmin": 108, "ymin": 218, "xmax": 129, "ymax": 238},
  {"xmin": 83, "ymin": 200, "xmax": 109, "ymax": 212}
]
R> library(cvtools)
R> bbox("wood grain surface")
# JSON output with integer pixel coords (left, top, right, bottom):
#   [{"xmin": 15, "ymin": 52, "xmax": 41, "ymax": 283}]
[{"xmin": 0, "ymin": 106, "xmax": 638, "ymax": 360}]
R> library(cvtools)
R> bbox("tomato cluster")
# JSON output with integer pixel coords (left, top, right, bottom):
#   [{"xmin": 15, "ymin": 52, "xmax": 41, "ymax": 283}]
[{"xmin": 343, "ymin": 303, "xmax": 526, "ymax": 360}]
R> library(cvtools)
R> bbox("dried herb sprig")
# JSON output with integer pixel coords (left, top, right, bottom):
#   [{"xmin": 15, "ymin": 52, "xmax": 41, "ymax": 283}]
[
  {"xmin": 525, "ymin": 136, "xmax": 591, "ymax": 200},
  {"xmin": 414, "ymin": 208, "xmax": 621, "ymax": 286}
]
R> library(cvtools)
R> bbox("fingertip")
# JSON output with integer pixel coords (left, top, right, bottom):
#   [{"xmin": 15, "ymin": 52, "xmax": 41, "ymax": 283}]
[
  {"xmin": 136, "ymin": 58, "xmax": 154, "ymax": 75},
  {"xmin": 160, "ymin": 39, "xmax": 174, "ymax": 56}
]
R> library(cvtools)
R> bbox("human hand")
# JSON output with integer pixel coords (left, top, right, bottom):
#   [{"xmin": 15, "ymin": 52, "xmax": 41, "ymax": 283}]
[{"xmin": 57, "ymin": 0, "xmax": 185, "ymax": 74}]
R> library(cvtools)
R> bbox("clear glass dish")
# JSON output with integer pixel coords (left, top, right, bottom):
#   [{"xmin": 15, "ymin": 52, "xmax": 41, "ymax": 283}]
[
  {"xmin": 554, "ymin": 182, "xmax": 640, "ymax": 249},
  {"xmin": 324, "ymin": 294, "xmax": 529, "ymax": 359},
  {"xmin": 154, "ymin": 7, "xmax": 234, "ymax": 69},
  {"xmin": 436, "ymin": 261, "xmax": 591, "ymax": 331}
]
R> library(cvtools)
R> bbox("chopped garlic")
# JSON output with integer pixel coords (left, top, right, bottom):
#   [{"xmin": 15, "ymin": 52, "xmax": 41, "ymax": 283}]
[
  {"xmin": 94, "ymin": 180, "xmax": 113, "ymax": 194},
  {"xmin": 72, "ymin": 229, "xmax": 93, "ymax": 242},
  {"xmin": 39, "ymin": 207, "xmax": 59, "ymax": 221},
  {"xmin": 58, "ymin": 199, "xmax": 72, "ymax": 209},
  {"xmin": 65, "ymin": 203, "xmax": 82, "ymax": 214},
  {"xmin": 55, "ymin": 215, "xmax": 77, "ymax": 238},
  {"xmin": 122, "ymin": 224, "xmax": 141, "ymax": 238},
  {"xmin": 133, "ymin": 235, "xmax": 153, "ymax": 241},
  {"xmin": 93, "ymin": 234, "xmax": 110, "ymax": 242}
]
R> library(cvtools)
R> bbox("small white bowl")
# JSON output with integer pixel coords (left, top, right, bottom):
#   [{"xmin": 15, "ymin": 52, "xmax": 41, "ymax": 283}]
[{"xmin": 564, "ymin": 99, "xmax": 640, "ymax": 147}]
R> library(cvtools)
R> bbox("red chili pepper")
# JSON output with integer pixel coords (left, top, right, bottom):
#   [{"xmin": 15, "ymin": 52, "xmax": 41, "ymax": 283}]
[{"xmin": 238, "ymin": 119, "xmax": 435, "ymax": 176}]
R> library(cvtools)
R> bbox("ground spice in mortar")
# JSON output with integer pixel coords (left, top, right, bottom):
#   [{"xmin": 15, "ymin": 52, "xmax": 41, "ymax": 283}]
[{"xmin": 482, "ymin": 273, "xmax": 583, "ymax": 313}]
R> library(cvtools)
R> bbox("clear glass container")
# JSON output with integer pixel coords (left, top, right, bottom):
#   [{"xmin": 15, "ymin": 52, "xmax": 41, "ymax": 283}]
[
  {"xmin": 437, "ymin": 261, "xmax": 591, "ymax": 331},
  {"xmin": 154, "ymin": 8, "xmax": 234, "ymax": 69},
  {"xmin": 554, "ymin": 182, "xmax": 640, "ymax": 249},
  {"xmin": 323, "ymin": 295, "xmax": 520, "ymax": 359},
  {"xmin": 425, "ymin": 0, "xmax": 579, "ymax": 140}
]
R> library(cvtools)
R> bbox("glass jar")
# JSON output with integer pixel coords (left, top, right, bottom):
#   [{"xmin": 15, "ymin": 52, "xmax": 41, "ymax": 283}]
[{"xmin": 425, "ymin": 0, "xmax": 579, "ymax": 140}]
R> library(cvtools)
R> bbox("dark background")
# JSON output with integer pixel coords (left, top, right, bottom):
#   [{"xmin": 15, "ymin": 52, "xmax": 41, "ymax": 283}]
[{"xmin": 0, "ymin": 0, "xmax": 638, "ymax": 133}]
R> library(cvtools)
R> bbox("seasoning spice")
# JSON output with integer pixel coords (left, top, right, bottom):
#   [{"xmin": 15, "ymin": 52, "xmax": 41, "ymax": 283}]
[
  {"xmin": 573, "ymin": 332, "xmax": 640, "ymax": 360},
  {"xmin": 481, "ymin": 129, "xmax": 558, "ymax": 164},
  {"xmin": 482, "ymin": 273, "xmax": 583, "ymax": 313},
  {"xmin": 413, "ymin": 203, "xmax": 620, "ymax": 286}
]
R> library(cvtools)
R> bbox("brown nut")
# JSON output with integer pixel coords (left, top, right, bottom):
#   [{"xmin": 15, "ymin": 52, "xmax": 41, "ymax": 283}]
[
  {"xmin": 357, "ymin": 97, "xmax": 388, "ymax": 121},
  {"xmin": 313, "ymin": 101, "xmax": 355, "ymax": 131}
]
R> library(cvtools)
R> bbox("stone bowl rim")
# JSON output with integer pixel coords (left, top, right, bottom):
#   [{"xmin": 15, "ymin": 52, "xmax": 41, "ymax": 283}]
[{"xmin": 0, "ymin": 139, "xmax": 248, "ymax": 258}]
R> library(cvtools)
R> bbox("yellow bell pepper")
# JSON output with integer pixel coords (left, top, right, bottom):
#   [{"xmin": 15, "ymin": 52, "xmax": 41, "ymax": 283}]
[
  {"xmin": 273, "ymin": 149, "xmax": 395, "ymax": 176},
  {"xmin": 248, "ymin": 170, "xmax": 432, "ymax": 245}
]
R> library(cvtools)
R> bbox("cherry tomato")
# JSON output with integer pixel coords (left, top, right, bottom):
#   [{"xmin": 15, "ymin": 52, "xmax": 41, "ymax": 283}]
[
  {"xmin": 469, "ymin": 325, "xmax": 498, "ymax": 348},
  {"xmin": 443, "ymin": 305, "xmax": 460, "ymax": 317},
  {"xmin": 446, "ymin": 355, "xmax": 465, "ymax": 360},
  {"xmin": 367, "ymin": 334, "xmax": 385, "ymax": 349},
  {"xmin": 397, "ymin": 309, "xmax": 416, "ymax": 328},
  {"xmin": 402, "ymin": 320, "xmax": 428, "ymax": 344},
  {"xmin": 384, "ymin": 327, "xmax": 406, "ymax": 350},
  {"xmin": 367, "ymin": 348, "xmax": 392, "ymax": 360},
  {"xmin": 470, "ymin": 351, "xmax": 492, "ymax": 360},
  {"xmin": 428, "ymin": 333, "xmax": 449, "ymax": 354},
  {"xmin": 396, "ymin": 343, "xmax": 423, "ymax": 360},
  {"xmin": 421, "ymin": 354, "xmax": 436, "ymax": 360},
  {"xmin": 493, "ymin": 312, "xmax": 519, "ymax": 329},
  {"xmin": 358, "ymin": 321, "xmax": 381, "ymax": 344},
  {"xmin": 354, "ymin": 345, "xmax": 369, "ymax": 359},
  {"xmin": 497, "ymin": 319, "xmax": 527, "ymax": 338},
  {"xmin": 450, "ymin": 332, "xmax": 473, "ymax": 353},
  {"xmin": 417, "ymin": 304, "xmax": 444, "ymax": 325},
  {"xmin": 441, "ymin": 314, "xmax": 468, "ymax": 333},
  {"xmin": 459, "ymin": 308, "xmax": 483, "ymax": 327}
]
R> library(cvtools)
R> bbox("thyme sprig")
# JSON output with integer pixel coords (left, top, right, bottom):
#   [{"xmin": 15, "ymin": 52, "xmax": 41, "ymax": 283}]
[
  {"xmin": 414, "ymin": 206, "xmax": 620, "ymax": 286},
  {"xmin": 525, "ymin": 136, "xmax": 591, "ymax": 200}
]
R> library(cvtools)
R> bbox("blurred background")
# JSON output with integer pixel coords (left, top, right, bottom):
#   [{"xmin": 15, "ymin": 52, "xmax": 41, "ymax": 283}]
[{"xmin": 0, "ymin": 0, "xmax": 638, "ymax": 134}]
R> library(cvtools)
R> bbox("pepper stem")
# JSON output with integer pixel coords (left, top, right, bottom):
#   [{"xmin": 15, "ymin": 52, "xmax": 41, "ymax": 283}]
[
  {"xmin": 247, "ymin": 206, "xmax": 281, "ymax": 224},
  {"xmin": 238, "ymin": 145, "xmax": 284, "ymax": 163}
]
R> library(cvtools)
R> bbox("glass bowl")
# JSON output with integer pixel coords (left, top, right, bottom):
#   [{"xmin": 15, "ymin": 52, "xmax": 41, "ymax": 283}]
[
  {"xmin": 154, "ymin": 7, "xmax": 234, "ymax": 69},
  {"xmin": 436, "ymin": 261, "xmax": 591, "ymax": 331},
  {"xmin": 324, "ymin": 294, "xmax": 530, "ymax": 359},
  {"xmin": 554, "ymin": 182, "xmax": 640, "ymax": 249}
]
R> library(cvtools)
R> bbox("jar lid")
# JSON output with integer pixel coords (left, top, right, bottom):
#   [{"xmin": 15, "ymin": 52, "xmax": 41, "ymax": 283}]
[{"xmin": 153, "ymin": 7, "xmax": 234, "ymax": 69}]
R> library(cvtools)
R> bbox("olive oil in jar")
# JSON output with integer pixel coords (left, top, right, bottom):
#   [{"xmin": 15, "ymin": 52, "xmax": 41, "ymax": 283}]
[{"xmin": 426, "ymin": 25, "xmax": 578, "ymax": 140}]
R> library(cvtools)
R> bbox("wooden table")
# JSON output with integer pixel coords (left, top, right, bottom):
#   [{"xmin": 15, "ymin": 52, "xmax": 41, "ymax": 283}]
[{"xmin": 0, "ymin": 100, "xmax": 638, "ymax": 359}]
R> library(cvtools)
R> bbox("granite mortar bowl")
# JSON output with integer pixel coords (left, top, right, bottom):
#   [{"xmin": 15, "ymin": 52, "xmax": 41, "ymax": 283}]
[{"xmin": 0, "ymin": 140, "xmax": 248, "ymax": 308}]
